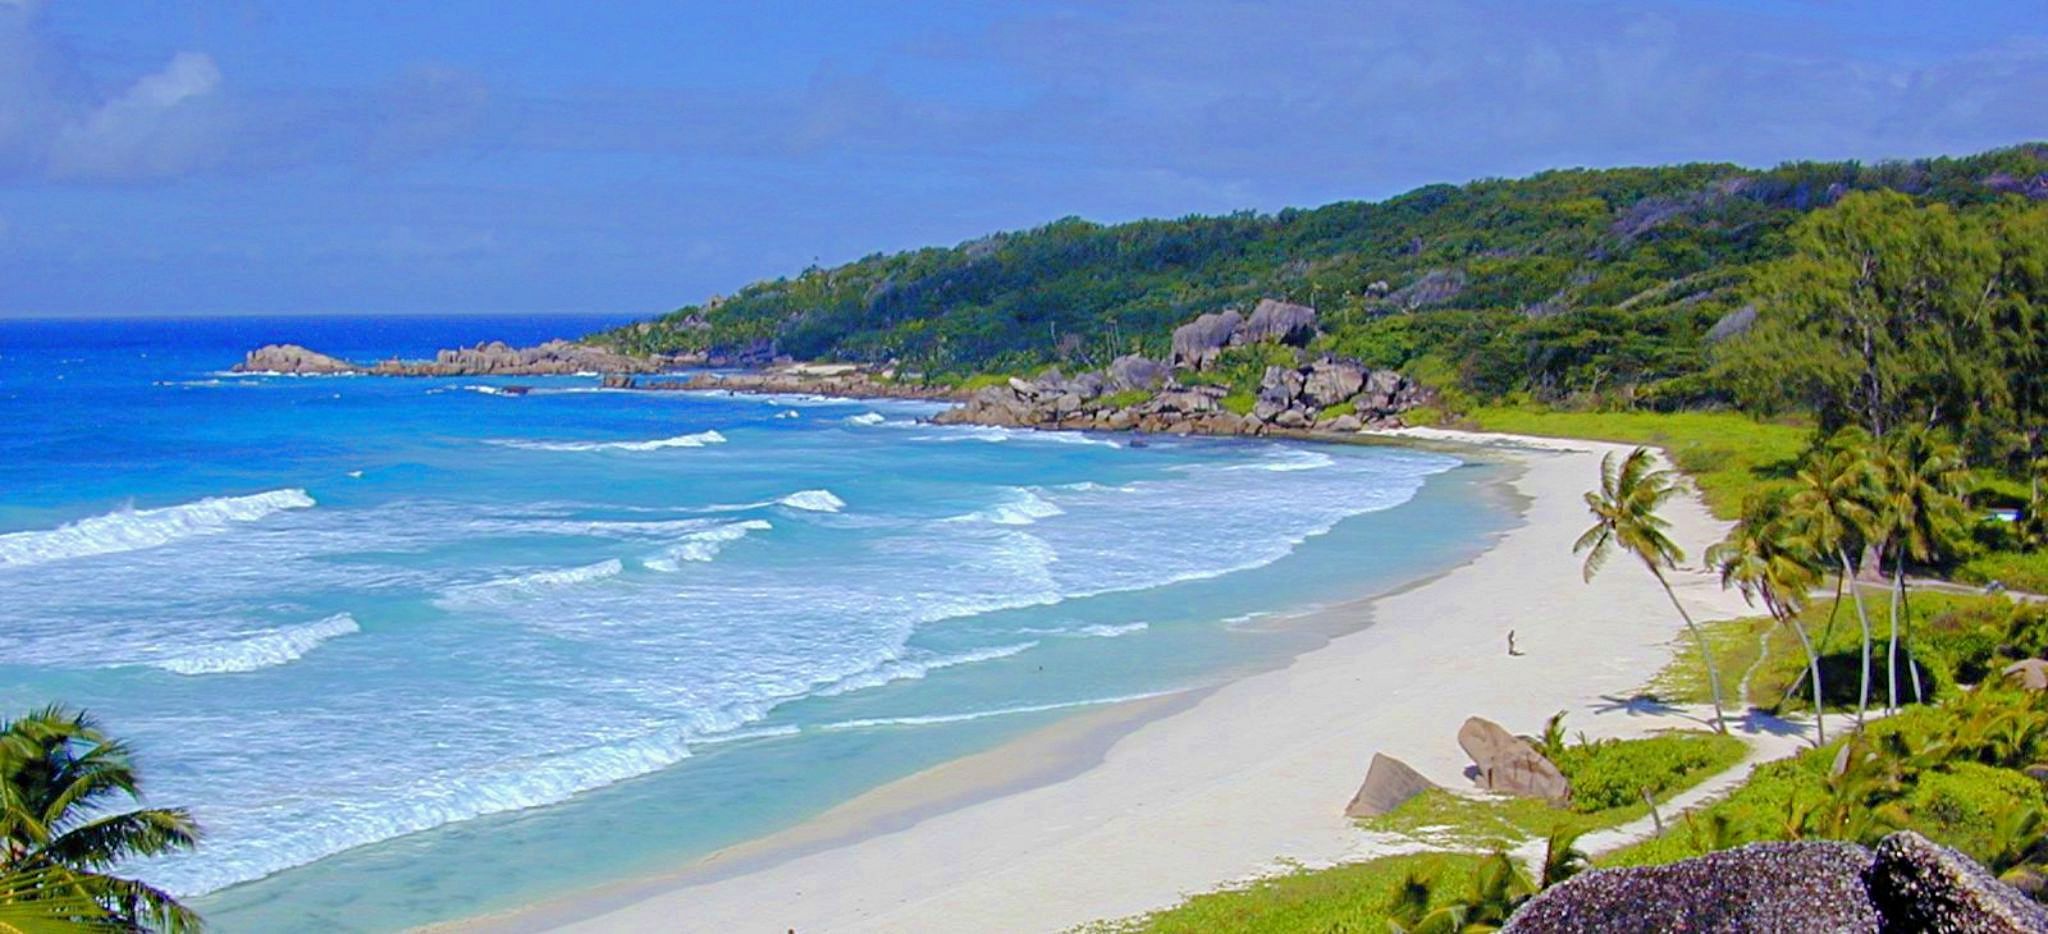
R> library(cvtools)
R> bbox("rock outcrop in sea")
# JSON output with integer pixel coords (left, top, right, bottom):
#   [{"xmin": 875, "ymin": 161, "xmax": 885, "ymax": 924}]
[
  {"xmin": 236, "ymin": 340, "xmax": 669, "ymax": 377},
  {"xmin": 1503, "ymin": 831, "xmax": 2048, "ymax": 933}
]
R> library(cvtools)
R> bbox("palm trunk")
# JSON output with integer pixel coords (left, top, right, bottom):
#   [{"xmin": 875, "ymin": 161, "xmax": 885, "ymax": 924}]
[
  {"xmin": 1902, "ymin": 576, "xmax": 1923, "ymax": 705},
  {"xmin": 1651, "ymin": 565, "xmax": 1728, "ymax": 734},
  {"xmin": 1785, "ymin": 613, "xmax": 1825, "ymax": 744},
  {"xmin": 1779, "ymin": 569, "xmax": 1847, "ymax": 711},
  {"xmin": 1888, "ymin": 556, "xmax": 1904, "ymax": 713},
  {"xmin": 1841, "ymin": 549, "xmax": 1874, "ymax": 726}
]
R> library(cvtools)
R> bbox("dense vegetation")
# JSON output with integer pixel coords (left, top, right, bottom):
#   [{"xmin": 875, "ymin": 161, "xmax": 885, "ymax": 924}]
[{"xmin": 596, "ymin": 144, "xmax": 2045, "ymax": 418}]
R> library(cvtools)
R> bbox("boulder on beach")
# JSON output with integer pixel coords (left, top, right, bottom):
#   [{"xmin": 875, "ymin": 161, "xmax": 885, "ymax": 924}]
[
  {"xmin": 1345, "ymin": 753, "xmax": 1438, "ymax": 818},
  {"xmin": 1457, "ymin": 716, "xmax": 1570, "ymax": 805},
  {"xmin": 1106, "ymin": 354, "xmax": 1171, "ymax": 392},
  {"xmin": 2003, "ymin": 658, "xmax": 2048, "ymax": 691}
]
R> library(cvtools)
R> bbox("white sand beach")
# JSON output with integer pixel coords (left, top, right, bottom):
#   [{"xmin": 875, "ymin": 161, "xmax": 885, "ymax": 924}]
[{"xmin": 462, "ymin": 430, "xmax": 1763, "ymax": 933}]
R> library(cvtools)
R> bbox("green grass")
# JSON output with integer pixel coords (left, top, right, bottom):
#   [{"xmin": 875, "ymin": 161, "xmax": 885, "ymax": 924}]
[
  {"xmin": 1460, "ymin": 407, "xmax": 1812, "ymax": 518},
  {"xmin": 1084, "ymin": 852, "xmax": 1493, "ymax": 934},
  {"xmin": 951, "ymin": 372, "xmax": 1019, "ymax": 392},
  {"xmin": 1362, "ymin": 732, "xmax": 1745, "ymax": 846},
  {"xmin": 1110, "ymin": 730, "xmax": 1744, "ymax": 932},
  {"xmin": 1654, "ymin": 591, "xmax": 2026, "ymax": 716},
  {"xmin": 1220, "ymin": 391, "xmax": 1257, "ymax": 416},
  {"xmin": 1956, "ymin": 549, "xmax": 2048, "ymax": 594},
  {"xmin": 1099, "ymin": 389, "xmax": 1154, "ymax": 409}
]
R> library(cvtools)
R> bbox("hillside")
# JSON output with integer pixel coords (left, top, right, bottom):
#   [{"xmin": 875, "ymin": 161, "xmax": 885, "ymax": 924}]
[{"xmin": 592, "ymin": 144, "xmax": 2048, "ymax": 409}]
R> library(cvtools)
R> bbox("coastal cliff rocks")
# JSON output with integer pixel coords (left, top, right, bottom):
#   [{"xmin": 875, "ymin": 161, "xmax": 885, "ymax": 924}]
[
  {"xmin": 1170, "ymin": 310, "xmax": 1244, "ymax": 369},
  {"xmin": 1345, "ymin": 753, "xmax": 1439, "ymax": 818},
  {"xmin": 1503, "ymin": 832, "xmax": 2048, "ymax": 933},
  {"xmin": 235, "ymin": 340, "xmax": 667, "ymax": 377},
  {"xmin": 935, "ymin": 298, "xmax": 1431, "ymax": 440},
  {"xmin": 616, "ymin": 369, "xmax": 962, "ymax": 402},
  {"xmin": 1169, "ymin": 299, "xmax": 1319, "ymax": 369},
  {"xmin": 1457, "ymin": 716, "xmax": 1571, "ymax": 805}
]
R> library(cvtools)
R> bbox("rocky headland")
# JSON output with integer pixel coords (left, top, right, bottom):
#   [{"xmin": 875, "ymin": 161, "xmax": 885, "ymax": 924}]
[
  {"xmin": 235, "ymin": 340, "xmax": 674, "ymax": 377},
  {"xmin": 238, "ymin": 298, "xmax": 1433, "ymax": 439}
]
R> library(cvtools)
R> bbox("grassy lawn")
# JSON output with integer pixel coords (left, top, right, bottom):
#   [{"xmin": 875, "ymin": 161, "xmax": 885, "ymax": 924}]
[
  {"xmin": 1459, "ymin": 407, "xmax": 1812, "ymax": 519},
  {"xmin": 1081, "ymin": 852, "xmax": 1494, "ymax": 934},
  {"xmin": 1103, "ymin": 731, "xmax": 1745, "ymax": 933},
  {"xmin": 1956, "ymin": 549, "xmax": 2048, "ymax": 594}
]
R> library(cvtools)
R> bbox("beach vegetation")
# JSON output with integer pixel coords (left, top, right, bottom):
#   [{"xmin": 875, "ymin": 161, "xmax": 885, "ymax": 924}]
[
  {"xmin": 1576, "ymin": 446, "xmax": 1731, "ymax": 733},
  {"xmin": 0, "ymin": 706, "xmax": 201, "ymax": 932},
  {"xmin": 1097, "ymin": 389, "xmax": 1153, "ymax": 410},
  {"xmin": 1708, "ymin": 490, "xmax": 1830, "ymax": 740}
]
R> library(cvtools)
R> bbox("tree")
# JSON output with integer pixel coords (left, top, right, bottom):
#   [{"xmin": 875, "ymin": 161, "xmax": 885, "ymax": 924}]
[
  {"xmin": 0, "ymin": 706, "xmax": 200, "ymax": 933},
  {"xmin": 1784, "ymin": 432, "xmax": 1882, "ymax": 725},
  {"xmin": 1872, "ymin": 428, "xmax": 1968, "ymax": 710},
  {"xmin": 1743, "ymin": 191, "xmax": 2004, "ymax": 442},
  {"xmin": 1576, "ymin": 447, "xmax": 1729, "ymax": 733},
  {"xmin": 1709, "ymin": 492, "xmax": 1826, "ymax": 742}
]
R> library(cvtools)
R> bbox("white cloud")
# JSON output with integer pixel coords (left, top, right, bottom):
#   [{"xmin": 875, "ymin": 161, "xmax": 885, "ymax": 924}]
[{"xmin": 46, "ymin": 51, "xmax": 227, "ymax": 181}]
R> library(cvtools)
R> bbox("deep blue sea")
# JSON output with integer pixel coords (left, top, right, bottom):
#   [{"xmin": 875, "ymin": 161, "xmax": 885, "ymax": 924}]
[{"xmin": 0, "ymin": 315, "xmax": 1515, "ymax": 931}]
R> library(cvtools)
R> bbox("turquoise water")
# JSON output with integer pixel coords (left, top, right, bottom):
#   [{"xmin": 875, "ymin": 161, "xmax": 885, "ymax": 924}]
[{"xmin": 0, "ymin": 316, "xmax": 1515, "ymax": 931}]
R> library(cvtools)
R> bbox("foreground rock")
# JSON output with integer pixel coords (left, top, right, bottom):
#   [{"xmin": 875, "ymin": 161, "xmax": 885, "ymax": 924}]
[
  {"xmin": 1344, "ymin": 753, "xmax": 1438, "ymax": 818},
  {"xmin": 1458, "ymin": 716, "xmax": 1571, "ymax": 805},
  {"xmin": 1504, "ymin": 832, "xmax": 2048, "ymax": 933},
  {"xmin": 235, "ymin": 340, "xmax": 669, "ymax": 376}
]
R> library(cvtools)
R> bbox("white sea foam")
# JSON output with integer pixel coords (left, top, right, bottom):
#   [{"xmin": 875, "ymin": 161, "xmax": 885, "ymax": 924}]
[
  {"xmin": 0, "ymin": 489, "xmax": 315, "ymax": 568},
  {"xmin": 778, "ymin": 489, "xmax": 845, "ymax": 513},
  {"xmin": 149, "ymin": 614, "xmax": 360, "ymax": 675},
  {"xmin": 487, "ymin": 430, "xmax": 727, "ymax": 452},
  {"xmin": 773, "ymin": 409, "xmax": 802, "ymax": 419},
  {"xmin": 819, "ymin": 689, "xmax": 1183, "ymax": 730},
  {"xmin": 813, "ymin": 641, "xmax": 1040, "ymax": 697},
  {"xmin": 948, "ymin": 487, "xmax": 1065, "ymax": 526},
  {"xmin": 844, "ymin": 412, "xmax": 887, "ymax": 426},
  {"xmin": 643, "ymin": 520, "xmax": 772, "ymax": 571},
  {"xmin": 441, "ymin": 559, "xmax": 624, "ymax": 605}
]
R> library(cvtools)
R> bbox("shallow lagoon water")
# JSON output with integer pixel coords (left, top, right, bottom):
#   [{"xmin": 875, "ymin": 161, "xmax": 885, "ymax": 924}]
[{"xmin": 0, "ymin": 316, "xmax": 1515, "ymax": 931}]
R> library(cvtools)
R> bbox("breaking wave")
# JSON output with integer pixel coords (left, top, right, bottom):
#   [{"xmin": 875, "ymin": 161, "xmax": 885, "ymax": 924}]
[
  {"xmin": 948, "ymin": 487, "xmax": 1065, "ymax": 526},
  {"xmin": 0, "ymin": 489, "xmax": 315, "ymax": 568},
  {"xmin": 487, "ymin": 430, "xmax": 727, "ymax": 452},
  {"xmin": 643, "ymin": 520, "xmax": 772, "ymax": 571},
  {"xmin": 778, "ymin": 489, "xmax": 845, "ymax": 513},
  {"xmin": 813, "ymin": 641, "xmax": 1041, "ymax": 697},
  {"xmin": 818, "ymin": 689, "xmax": 1182, "ymax": 730},
  {"xmin": 149, "ymin": 614, "xmax": 361, "ymax": 676}
]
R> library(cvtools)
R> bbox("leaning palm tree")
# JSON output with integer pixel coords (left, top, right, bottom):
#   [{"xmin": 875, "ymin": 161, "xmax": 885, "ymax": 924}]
[
  {"xmin": 1709, "ymin": 492, "xmax": 1826, "ymax": 742},
  {"xmin": 1872, "ymin": 429, "xmax": 1967, "ymax": 710},
  {"xmin": 1576, "ymin": 447, "xmax": 1728, "ymax": 734},
  {"xmin": 1784, "ymin": 434, "xmax": 1881, "ymax": 725},
  {"xmin": 0, "ymin": 706, "xmax": 200, "ymax": 932}
]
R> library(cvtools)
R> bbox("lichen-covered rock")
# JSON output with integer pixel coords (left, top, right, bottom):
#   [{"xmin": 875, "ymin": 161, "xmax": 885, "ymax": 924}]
[
  {"xmin": 1170, "ymin": 310, "xmax": 1243, "ymax": 369},
  {"xmin": 1242, "ymin": 298, "xmax": 1318, "ymax": 346},
  {"xmin": 1503, "ymin": 841, "xmax": 1881, "ymax": 933},
  {"xmin": 1867, "ymin": 830, "xmax": 2048, "ymax": 933}
]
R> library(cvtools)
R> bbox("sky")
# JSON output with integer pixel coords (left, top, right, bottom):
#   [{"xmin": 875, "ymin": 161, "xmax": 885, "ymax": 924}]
[{"xmin": 1, "ymin": 1, "xmax": 2044, "ymax": 319}]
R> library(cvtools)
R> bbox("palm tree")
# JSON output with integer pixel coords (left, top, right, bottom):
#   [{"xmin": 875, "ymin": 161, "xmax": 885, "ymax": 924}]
[
  {"xmin": 1708, "ymin": 492, "xmax": 1826, "ymax": 742},
  {"xmin": 1576, "ymin": 447, "xmax": 1729, "ymax": 733},
  {"xmin": 1784, "ymin": 435, "xmax": 1881, "ymax": 725},
  {"xmin": 1872, "ymin": 428, "xmax": 1967, "ymax": 710},
  {"xmin": 0, "ymin": 706, "xmax": 200, "ymax": 932}
]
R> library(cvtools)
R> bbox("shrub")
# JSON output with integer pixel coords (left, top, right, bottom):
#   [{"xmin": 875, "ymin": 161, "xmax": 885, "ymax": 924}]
[
  {"xmin": 1220, "ymin": 391, "xmax": 1257, "ymax": 416},
  {"xmin": 1553, "ymin": 732, "xmax": 1747, "ymax": 813},
  {"xmin": 1904, "ymin": 762, "xmax": 2046, "ymax": 865},
  {"xmin": 1099, "ymin": 389, "xmax": 1153, "ymax": 409}
]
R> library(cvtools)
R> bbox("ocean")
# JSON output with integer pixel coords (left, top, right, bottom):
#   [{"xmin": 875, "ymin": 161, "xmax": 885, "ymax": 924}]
[{"xmin": 0, "ymin": 315, "xmax": 1515, "ymax": 931}]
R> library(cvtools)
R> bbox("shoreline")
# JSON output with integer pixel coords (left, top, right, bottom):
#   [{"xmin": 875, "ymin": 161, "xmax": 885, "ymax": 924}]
[{"xmin": 446, "ymin": 427, "xmax": 1754, "ymax": 933}]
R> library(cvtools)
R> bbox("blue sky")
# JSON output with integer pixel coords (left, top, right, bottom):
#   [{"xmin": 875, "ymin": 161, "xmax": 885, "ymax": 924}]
[{"xmin": 2, "ymin": 1, "xmax": 2043, "ymax": 318}]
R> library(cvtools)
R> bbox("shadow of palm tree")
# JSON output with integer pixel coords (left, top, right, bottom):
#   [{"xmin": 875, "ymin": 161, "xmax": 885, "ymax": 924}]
[{"xmin": 1589, "ymin": 693, "xmax": 1684, "ymax": 718}]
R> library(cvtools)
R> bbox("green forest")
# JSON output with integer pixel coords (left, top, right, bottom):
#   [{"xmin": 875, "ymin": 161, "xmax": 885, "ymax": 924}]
[{"xmin": 594, "ymin": 144, "xmax": 2045, "ymax": 434}]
